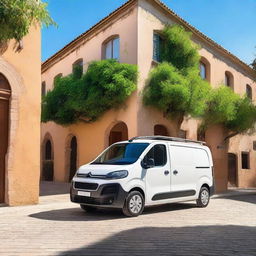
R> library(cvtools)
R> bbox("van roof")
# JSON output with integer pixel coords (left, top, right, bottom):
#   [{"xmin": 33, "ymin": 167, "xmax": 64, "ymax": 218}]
[{"xmin": 128, "ymin": 136, "xmax": 206, "ymax": 146}]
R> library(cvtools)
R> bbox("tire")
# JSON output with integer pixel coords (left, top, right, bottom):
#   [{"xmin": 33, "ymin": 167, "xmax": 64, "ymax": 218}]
[
  {"xmin": 80, "ymin": 204, "xmax": 97, "ymax": 212},
  {"xmin": 122, "ymin": 191, "xmax": 145, "ymax": 217},
  {"xmin": 196, "ymin": 186, "xmax": 210, "ymax": 207}
]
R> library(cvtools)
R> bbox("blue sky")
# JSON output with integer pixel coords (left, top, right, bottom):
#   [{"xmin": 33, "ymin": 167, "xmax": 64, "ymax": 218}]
[{"xmin": 42, "ymin": 0, "xmax": 256, "ymax": 65}]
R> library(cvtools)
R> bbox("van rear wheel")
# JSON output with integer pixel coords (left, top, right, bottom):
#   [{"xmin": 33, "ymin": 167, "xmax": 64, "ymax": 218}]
[
  {"xmin": 122, "ymin": 191, "xmax": 145, "ymax": 217},
  {"xmin": 196, "ymin": 187, "xmax": 210, "ymax": 207}
]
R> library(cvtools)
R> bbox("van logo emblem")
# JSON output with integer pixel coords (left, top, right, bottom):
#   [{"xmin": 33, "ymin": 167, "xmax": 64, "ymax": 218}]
[{"xmin": 88, "ymin": 172, "xmax": 92, "ymax": 177}]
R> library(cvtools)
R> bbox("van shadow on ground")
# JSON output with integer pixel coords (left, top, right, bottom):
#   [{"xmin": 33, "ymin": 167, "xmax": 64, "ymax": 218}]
[
  {"xmin": 29, "ymin": 202, "xmax": 195, "ymax": 222},
  {"xmin": 57, "ymin": 225, "xmax": 256, "ymax": 256}
]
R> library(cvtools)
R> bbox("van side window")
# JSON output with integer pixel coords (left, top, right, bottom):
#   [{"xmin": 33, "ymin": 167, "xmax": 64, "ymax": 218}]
[{"xmin": 144, "ymin": 144, "xmax": 167, "ymax": 166}]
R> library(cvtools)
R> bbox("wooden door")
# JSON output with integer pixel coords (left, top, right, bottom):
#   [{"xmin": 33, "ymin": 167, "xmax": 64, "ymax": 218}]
[
  {"xmin": 0, "ymin": 74, "xmax": 11, "ymax": 203},
  {"xmin": 228, "ymin": 153, "xmax": 237, "ymax": 187},
  {"xmin": 109, "ymin": 131, "xmax": 123, "ymax": 145},
  {"xmin": 69, "ymin": 137, "xmax": 77, "ymax": 181}
]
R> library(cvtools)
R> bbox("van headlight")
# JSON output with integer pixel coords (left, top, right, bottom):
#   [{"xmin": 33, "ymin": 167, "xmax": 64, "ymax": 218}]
[{"xmin": 106, "ymin": 170, "xmax": 128, "ymax": 179}]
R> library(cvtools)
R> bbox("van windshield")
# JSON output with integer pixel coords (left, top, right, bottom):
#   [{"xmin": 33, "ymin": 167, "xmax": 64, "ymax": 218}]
[{"xmin": 92, "ymin": 143, "xmax": 149, "ymax": 165}]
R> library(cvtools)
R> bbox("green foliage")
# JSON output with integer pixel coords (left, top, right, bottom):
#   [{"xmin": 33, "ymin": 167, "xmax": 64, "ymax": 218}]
[
  {"xmin": 161, "ymin": 25, "xmax": 200, "ymax": 73},
  {"xmin": 251, "ymin": 58, "xmax": 256, "ymax": 71},
  {"xmin": 0, "ymin": 0, "xmax": 55, "ymax": 42},
  {"xmin": 143, "ymin": 62, "xmax": 210, "ymax": 121},
  {"xmin": 42, "ymin": 59, "xmax": 138, "ymax": 125},
  {"xmin": 144, "ymin": 25, "xmax": 209, "ymax": 127},
  {"xmin": 202, "ymin": 86, "xmax": 256, "ymax": 135}
]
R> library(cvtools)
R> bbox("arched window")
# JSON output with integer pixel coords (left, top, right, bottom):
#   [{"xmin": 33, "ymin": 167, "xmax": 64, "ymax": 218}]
[
  {"xmin": 53, "ymin": 73, "xmax": 63, "ymax": 87},
  {"xmin": 154, "ymin": 124, "xmax": 169, "ymax": 136},
  {"xmin": 225, "ymin": 71, "xmax": 234, "ymax": 89},
  {"xmin": 109, "ymin": 121, "xmax": 128, "ymax": 145},
  {"xmin": 72, "ymin": 59, "xmax": 83, "ymax": 74},
  {"xmin": 199, "ymin": 57, "xmax": 210, "ymax": 81},
  {"xmin": 41, "ymin": 81, "xmax": 46, "ymax": 97},
  {"xmin": 45, "ymin": 140, "xmax": 52, "ymax": 160},
  {"xmin": 246, "ymin": 84, "xmax": 252, "ymax": 100},
  {"xmin": 103, "ymin": 36, "xmax": 120, "ymax": 60},
  {"xmin": 153, "ymin": 33, "xmax": 163, "ymax": 62}
]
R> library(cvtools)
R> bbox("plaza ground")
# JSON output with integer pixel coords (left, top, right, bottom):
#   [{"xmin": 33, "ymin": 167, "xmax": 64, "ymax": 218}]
[{"xmin": 0, "ymin": 182, "xmax": 256, "ymax": 256}]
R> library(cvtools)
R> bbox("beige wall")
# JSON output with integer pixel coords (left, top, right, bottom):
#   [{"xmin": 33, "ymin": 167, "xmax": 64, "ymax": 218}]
[
  {"xmin": 41, "ymin": 4, "xmax": 139, "ymax": 182},
  {"xmin": 0, "ymin": 25, "xmax": 41, "ymax": 205},
  {"xmin": 137, "ymin": 0, "xmax": 256, "ymax": 191},
  {"xmin": 42, "ymin": 0, "xmax": 256, "ymax": 190}
]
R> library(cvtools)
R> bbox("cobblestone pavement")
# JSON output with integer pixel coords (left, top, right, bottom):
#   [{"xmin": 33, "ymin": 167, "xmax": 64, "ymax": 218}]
[{"xmin": 0, "ymin": 186, "xmax": 256, "ymax": 256}]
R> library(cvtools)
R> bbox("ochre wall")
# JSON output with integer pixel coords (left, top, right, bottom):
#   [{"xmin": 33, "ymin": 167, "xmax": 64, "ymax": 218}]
[
  {"xmin": 0, "ymin": 25, "xmax": 41, "ymax": 205},
  {"xmin": 42, "ymin": 0, "xmax": 256, "ymax": 191},
  {"xmin": 41, "ymin": 5, "xmax": 139, "ymax": 182},
  {"xmin": 137, "ymin": 0, "xmax": 256, "ymax": 191}
]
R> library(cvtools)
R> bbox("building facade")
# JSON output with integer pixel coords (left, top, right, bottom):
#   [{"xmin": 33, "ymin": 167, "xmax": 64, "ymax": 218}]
[
  {"xmin": 41, "ymin": 0, "xmax": 256, "ymax": 192},
  {"xmin": 0, "ymin": 26, "xmax": 41, "ymax": 206}
]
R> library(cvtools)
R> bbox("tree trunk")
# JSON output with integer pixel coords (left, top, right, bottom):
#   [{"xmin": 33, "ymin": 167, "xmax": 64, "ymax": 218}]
[
  {"xmin": 171, "ymin": 114, "xmax": 184, "ymax": 137},
  {"xmin": 205, "ymin": 125, "xmax": 229, "ymax": 193}
]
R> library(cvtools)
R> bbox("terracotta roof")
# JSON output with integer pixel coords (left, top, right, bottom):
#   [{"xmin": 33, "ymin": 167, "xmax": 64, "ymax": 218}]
[{"xmin": 42, "ymin": 0, "xmax": 255, "ymax": 77}]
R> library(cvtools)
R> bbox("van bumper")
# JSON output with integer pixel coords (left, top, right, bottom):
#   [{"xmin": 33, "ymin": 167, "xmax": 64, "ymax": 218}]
[{"xmin": 70, "ymin": 182, "xmax": 128, "ymax": 209}]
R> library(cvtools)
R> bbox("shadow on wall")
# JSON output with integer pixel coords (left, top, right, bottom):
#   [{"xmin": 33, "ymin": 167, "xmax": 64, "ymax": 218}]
[
  {"xmin": 29, "ymin": 202, "xmax": 195, "ymax": 222},
  {"xmin": 56, "ymin": 225, "xmax": 256, "ymax": 256},
  {"xmin": 39, "ymin": 181, "xmax": 70, "ymax": 196}
]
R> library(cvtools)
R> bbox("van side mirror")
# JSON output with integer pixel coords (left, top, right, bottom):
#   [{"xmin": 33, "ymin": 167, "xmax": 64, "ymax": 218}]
[{"xmin": 141, "ymin": 158, "xmax": 155, "ymax": 169}]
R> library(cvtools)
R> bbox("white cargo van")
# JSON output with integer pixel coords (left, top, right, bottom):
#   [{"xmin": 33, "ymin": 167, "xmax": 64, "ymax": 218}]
[{"xmin": 70, "ymin": 136, "xmax": 214, "ymax": 217}]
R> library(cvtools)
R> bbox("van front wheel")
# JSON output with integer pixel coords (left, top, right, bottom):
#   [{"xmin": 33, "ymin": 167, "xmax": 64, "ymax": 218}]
[
  {"xmin": 196, "ymin": 187, "xmax": 210, "ymax": 207},
  {"xmin": 122, "ymin": 191, "xmax": 145, "ymax": 217}
]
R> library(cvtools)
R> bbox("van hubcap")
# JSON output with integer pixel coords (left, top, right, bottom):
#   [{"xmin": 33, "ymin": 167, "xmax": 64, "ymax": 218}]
[
  {"xmin": 201, "ymin": 190, "xmax": 209, "ymax": 205},
  {"xmin": 129, "ymin": 195, "xmax": 142, "ymax": 214}
]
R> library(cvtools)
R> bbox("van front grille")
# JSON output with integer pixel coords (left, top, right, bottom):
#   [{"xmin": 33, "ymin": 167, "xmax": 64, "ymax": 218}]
[{"xmin": 74, "ymin": 182, "xmax": 98, "ymax": 190}]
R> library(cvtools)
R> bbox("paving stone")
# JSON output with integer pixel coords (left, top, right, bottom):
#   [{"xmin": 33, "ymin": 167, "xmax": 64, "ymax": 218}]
[{"xmin": 0, "ymin": 190, "xmax": 256, "ymax": 256}]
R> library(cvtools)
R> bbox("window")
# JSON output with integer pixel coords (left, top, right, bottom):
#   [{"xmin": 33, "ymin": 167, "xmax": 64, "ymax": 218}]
[
  {"xmin": 41, "ymin": 81, "xmax": 46, "ymax": 97},
  {"xmin": 92, "ymin": 143, "xmax": 149, "ymax": 165},
  {"xmin": 144, "ymin": 144, "xmax": 167, "ymax": 167},
  {"xmin": 153, "ymin": 33, "xmax": 163, "ymax": 62},
  {"xmin": 104, "ymin": 37, "xmax": 120, "ymax": 60},
  {"xmin": 72, "ymin": 59, "xmax": 83, "ymax": 73},
  {"xmin": 178, "ymin": 129, "xmax": 186, "ymax": 139},
  {"xmin": 246, "ymin": 84, "xmax": 252, "ymax": 100},
  {"xmin": 53, "ymin": 73, "xmax": 62, "ymax": 86},
  {"xmin": 225, "ymin": 71, "xmax": 234, "ymax": 88},
  {"xmin": 200, "ymin": 62, "xmax": 206, "ymax": 80},
  {"xmin": 199, "ymin": 57, "xmax": 210, "ymax": 81},
  {"xmin": 253, "ymin": 141, "xmax": 256, "ymax": 151},
  {"xmin": 241, "ymin": 152, "xmax": 250, "ymax": 169}
]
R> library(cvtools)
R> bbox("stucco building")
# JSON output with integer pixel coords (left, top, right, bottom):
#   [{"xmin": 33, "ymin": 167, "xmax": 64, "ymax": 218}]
[
  {"xmin": 41, "ymin": 0, "xmax": 256, "ymax": 192},
  {"xmin": 0, "ymin": 26, "xmax": 41, "ymax": 206}
]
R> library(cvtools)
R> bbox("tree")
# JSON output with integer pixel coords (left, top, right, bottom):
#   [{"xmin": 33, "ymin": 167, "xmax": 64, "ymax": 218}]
[
  {"xmin": 251, "ymin": 58, "xmax": 256, "ymax": 71},
  {"xmin": 143, "ymin": 25, "xmax": 210, "ymax": 136},
  {"xmin": 201, "ymin": 85, "xmax": 256, "ymax": 141},
  {"xmin": 0, "ymin": 0, "xmax": 55, "ymax": 44},
  {"xmin": 42, "ymin": 59, "xmax": 138, "ymax": 125}
]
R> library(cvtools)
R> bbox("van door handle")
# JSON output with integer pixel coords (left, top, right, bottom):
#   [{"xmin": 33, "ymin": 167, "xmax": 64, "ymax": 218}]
[
  {"xmin": 164, "ymin": 170, "xmax": 169, "ymax": 175},
  {"xmin": 173, "ymin": 170, "xmax": 178, "ymax": 175}
]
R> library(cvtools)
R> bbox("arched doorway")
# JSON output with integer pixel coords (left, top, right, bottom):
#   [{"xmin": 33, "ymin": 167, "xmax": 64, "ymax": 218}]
[
  {"xmin": 69, "ymin": 136, "xmax": 77, "ymax": 181},
  {"xmin": 154, "ymin": 124, "xmax": 169, "ymax": 136},
  {"xmin": 109, "ymin": 122, "xmax": 128, "ymax": 145},
  {"xmin": 42, "ymin": 138, "xmax": 54, "ymax": 181},
  {"xmin": 228, "ymin": 153, "xmax": 237, "ymax": 187},
  {"xmin": 0, "ymin": 74, "xmax": 11, "ymax": 203}
]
